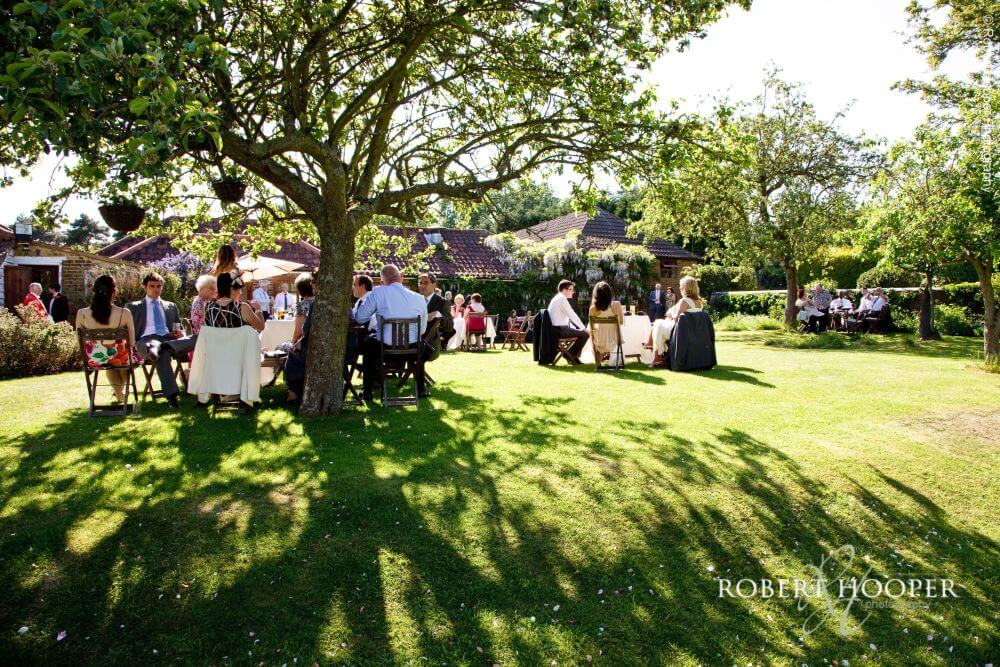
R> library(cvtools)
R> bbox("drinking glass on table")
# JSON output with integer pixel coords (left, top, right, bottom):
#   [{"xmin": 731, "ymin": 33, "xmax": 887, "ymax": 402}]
[{"xmin": 276, "ymin": 308, "xmax": 284, "ymax": 320}]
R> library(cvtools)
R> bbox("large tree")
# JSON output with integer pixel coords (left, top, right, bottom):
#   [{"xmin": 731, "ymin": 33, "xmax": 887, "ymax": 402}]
[
  {"xmin": 635, "ymin": 72, "xmax": 878, "ymax": 326},
  {"xmin": 0, "ymin": 0, "xmax": 745, "ymax": 414},
  {"xmin": 861, "ymin": 128, "xmax": 968, "ymax": 340}
]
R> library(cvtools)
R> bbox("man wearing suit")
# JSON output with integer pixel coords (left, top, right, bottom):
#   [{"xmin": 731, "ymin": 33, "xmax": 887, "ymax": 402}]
[
  {"xmin": 47, "ymin": 283, "xmax": 69, "ymax": 324},
  {"xmin": 647, "ymin": 282, "xmax": 666, "ymax": 322},
  {"xmin": 126, "ymin": 272, "xmax": 196, "ymax": 409},
  {"xmin": 418, "ymin": 272, "xmax": 454, "ymax": 363}
]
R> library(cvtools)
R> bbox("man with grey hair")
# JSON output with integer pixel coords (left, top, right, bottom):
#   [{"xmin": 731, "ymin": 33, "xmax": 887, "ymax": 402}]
[
  {"xmin": 22, "ymin": 282, "xmax": 48, "ymax": 320},
  {"xmin": 353, "ymin": 264, "xmax": 430, "ymax": 399}
]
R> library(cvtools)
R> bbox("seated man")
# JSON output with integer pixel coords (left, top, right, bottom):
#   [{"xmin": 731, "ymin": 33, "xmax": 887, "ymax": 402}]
[
  {"xmin": 345, "ymin": 273, "xmax": 374, "ymax": 372},
  {"xmin": 829, "ymin": 290, "xmax": 853, "ymax": 330},
  {"xmin": 546, "ymin": 279, "xmax": 588, "ymax": 364},
  {"xmin": 418, "ymin": 272, "xmax": 454, "ymax": 360},
  {"xmin": 352, "ymin": 264, "xmax": 430, "ymax": 399},
  {"xmin": 126, "ymin": 271, "xmax": 197, "ymax": 409}
]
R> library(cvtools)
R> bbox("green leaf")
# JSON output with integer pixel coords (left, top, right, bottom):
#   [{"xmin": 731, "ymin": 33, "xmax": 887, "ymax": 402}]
[{"xmin": 128, "ymin": 97, "xmax": 149, "ymax": 115}]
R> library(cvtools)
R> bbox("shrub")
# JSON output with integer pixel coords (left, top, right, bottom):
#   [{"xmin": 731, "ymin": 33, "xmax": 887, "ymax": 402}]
[
  {"xmin": 682, "ymin": 264, "xmax": 757, "ymax": 297},
  {"xmin": 762, "ymin": 331, "xmax": 879, "ymax": 349},
  {"xmin": 799, "ymin": 247, "xmax": 877, "ymax": 289},
  {"xmin": 709, "ymin": 292, "xmax": 786, "ymax": 318},
  {"xmin": 0, "ymin": 308, "xmax": 80, "ymax": 378},
  {"xmin": 716, "ymin": 314, "xmax": 783, "ymax": 331},
  {"xmin": 934, "ymin": 303, "xmax": 976, "ymax": 337},
  {"xmin": 857, "ymin": 263, "xmax": 919, "ymax": 288}
]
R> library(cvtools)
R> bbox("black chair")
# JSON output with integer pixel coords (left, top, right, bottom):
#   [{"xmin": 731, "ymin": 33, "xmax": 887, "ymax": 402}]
[
  {"xmin": 377, "ymin": 316, "xmax": 424, "ymax": 407},
  {"xmin": 666, "ymin": 311, "xmax": 717, "ymax": 372}
]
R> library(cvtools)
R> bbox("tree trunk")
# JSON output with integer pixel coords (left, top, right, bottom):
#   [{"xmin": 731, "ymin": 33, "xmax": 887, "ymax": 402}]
[
  {"xmin": 300, "ymin": 220, "xmax": 356, "ymax": 416},
  {"xmin": 783, "ymin": 262, "xmax": 798, "ymax": 329},
  {"xmin": 978, "ymin": 266, "xmax": 998, "ymax": 364},
  {"xmin": 918, "ymin": 269, "xmax": 940, "ymax": 340}
]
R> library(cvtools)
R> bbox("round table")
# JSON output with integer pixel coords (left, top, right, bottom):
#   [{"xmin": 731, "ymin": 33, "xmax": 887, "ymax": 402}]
[
  {"xmin": 579, "ymin": 315, "xmax": 655, "ymax": 365},
  {"xmin": 260, "ymin": 319, "xmax": 296, "ymax": 384}
]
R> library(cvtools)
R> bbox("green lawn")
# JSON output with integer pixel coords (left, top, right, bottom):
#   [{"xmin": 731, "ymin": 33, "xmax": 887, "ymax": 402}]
[{"xmin": 1, "ymin": 332, "xmax": 997, "ymax": 665}]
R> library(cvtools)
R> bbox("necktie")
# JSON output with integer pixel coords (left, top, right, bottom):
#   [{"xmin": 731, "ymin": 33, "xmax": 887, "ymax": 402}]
[{"xmin": 152, "ymin": 299, "xmax": 168, "ymax": 336}]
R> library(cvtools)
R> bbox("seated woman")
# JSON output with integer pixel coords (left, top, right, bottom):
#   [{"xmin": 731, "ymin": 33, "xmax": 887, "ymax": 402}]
[
  {"xmin": 189, "ymin": 274, "xmax": 217, "ymax": 336},
  {"xmin": 283, "ymin": 274, "xmax": 316, "ymax": 403},
  {"xmin": 795, "ymin": 288, "xmax": 823, "ymax": 333},
  {"xmin": 447, "ymin": 293, "xmax": 466, "ymax": 351},
  {"xmin": 648, "ymin": 276, "xmax": 702, "ymax": 366},
  {"xmin": 205, "ymin": 273, "xmax": 265, "ymax": 332},
  {"xmin": 465, "ymin": 293, "xmax": 488, "ymax": 348},
  {"xmin": 76, "ymin": 275, "xmax": 138, "ymax": 403},
  {"xmin": 588, "ymin": 281, "xmax": 624, "ymax": 365}
]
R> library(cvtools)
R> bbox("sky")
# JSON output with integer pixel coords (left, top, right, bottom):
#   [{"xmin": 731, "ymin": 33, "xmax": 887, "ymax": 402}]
[{"xmin": 0, "ymin": 0, "xmax": 982, "ymax": 223}]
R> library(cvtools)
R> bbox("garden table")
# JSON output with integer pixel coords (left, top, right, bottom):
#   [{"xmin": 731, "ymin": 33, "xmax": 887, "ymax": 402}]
[
  {"xmin": 579, "ymin": 314, "xmax": 655, "ymax": 365},
  {"xmin": 260, "ymin": 319, "xmax": 296, "ymax": 385}
]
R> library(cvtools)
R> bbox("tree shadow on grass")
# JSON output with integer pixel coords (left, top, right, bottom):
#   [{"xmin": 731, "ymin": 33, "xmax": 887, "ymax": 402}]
[{"xmin": 1, "ymin": 386, "xmax": 996, "ymax": 665}]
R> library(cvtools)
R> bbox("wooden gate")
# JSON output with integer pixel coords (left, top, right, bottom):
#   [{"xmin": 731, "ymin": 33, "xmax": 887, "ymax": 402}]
[{"xmin": 4, "ymin": 265, "xmax": 60, "ymax": 313}]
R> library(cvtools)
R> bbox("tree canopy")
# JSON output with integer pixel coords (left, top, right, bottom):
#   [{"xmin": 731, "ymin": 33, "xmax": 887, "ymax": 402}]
[
  {"xmin": 635, "ymin": 71, "xmax": 879, "ymax": 326},
  {"xmin": 1, "ymin": 0, "xmax": 747, "ymax": 413}
]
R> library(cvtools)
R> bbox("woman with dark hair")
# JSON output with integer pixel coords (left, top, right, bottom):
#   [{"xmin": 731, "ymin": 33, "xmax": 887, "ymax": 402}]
[
  {"xmin": 291, "ymin": 273, "xmax": 315, "ymax": 344},
  {"xmin": 588, "ymin": 281, "xmax": 624, "ymax": 360},
  {"xmin": 283, "ymin": 273, "xmax": 316, "ymax": 403},
  {"xmin": 212, "ymin": 244, "xmax": 239, "ymax": 277},
  {"xmin": 76, "ymin": 274, "xmax": 137, "ymax": 402},
  {"xmin": 205, "ymin": 272, "xmax": 264, "ymax": 332}
]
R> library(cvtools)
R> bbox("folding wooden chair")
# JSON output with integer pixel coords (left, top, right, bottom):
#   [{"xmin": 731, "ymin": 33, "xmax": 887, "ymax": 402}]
[
  {"xmin": 140, "ymin": 353, "xmax": 188, "ymax": 403},
  {"xmin": 78, "ymin": 327, "xmax": 140, "ymax": 417},
  {"xmin": 378, "ymin": 316, "xmax": 424, "ymax": 407},
  {"xmin": 552, "ymin": 336, "xmax": 582, "ymax": 365},
  {"xmin": 588, "ymin": 316, "xmax": 625, "ymax": 372},
  {"xmin": 500, "ymin": 314, "xmax": 531, "ymax": 351}
]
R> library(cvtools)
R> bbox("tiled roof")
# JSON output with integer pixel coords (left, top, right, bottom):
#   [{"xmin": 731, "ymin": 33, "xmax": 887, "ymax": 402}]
[
  {"xmin": 357, "ymin": 227, "xmax": 513, "ymax": 279},
  {"xmin": 94, "ymin": 222, "xmax": 510, "ymax": 279},
  {"xmin": 516, "ymin": 208, "xmax": 700, "ymax": 261}
]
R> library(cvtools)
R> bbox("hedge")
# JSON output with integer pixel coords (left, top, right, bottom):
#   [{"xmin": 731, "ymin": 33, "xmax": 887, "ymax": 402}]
[
  {"xmin": 710, "ymin": 281, "xmax": 994, "ymax": 336},
  {"xmin": 0, "ymin": 307, "xmax": 80, "ymax": 379}
]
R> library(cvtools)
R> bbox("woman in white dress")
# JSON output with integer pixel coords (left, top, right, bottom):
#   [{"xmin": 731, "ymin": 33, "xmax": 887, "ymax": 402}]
[
  {"xmin": 649, "ymin": 276, "xmax": 703, "ymax": 367},
  {"xmin": 447, "ymin": 294, "xmax": 467, "ymax": 351}
]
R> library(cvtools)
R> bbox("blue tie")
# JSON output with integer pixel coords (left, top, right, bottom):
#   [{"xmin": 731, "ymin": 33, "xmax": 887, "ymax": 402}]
[{"xmin": 152, "ymin": 299, "xmax": 168, "ymax": 336}]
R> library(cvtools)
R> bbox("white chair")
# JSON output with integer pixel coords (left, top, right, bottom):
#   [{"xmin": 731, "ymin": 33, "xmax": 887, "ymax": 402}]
[{"xmin": 187, "ymin": 325, "xmax": 262, "ymax": 409}]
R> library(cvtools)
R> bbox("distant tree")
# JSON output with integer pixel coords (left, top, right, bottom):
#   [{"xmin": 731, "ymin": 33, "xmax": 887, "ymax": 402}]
[
  {"xmin": 597, "ymin": 187, "xmax": 644, "ymax": 222},
  {"xmin": 456, "ymin": 179, "xmax": 569, "ymax": 232},
  {"xmin": 636, "ymin": 72, "xmax": 879, "ymax": 327},
  {"xmin": 62, "ymin": 213, "xmax": 111, "ymax": 250}
]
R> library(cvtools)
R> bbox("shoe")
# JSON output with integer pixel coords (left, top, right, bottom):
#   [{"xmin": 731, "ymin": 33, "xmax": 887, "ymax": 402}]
[{"xmin": 167, "ymin": 395, "xmax": 181, "ymax": 410}]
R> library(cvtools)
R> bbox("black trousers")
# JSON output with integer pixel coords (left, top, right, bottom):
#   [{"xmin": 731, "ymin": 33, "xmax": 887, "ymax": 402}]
[
  {"xmin": 554, "ymin": 325, "xmax": 589, "ymax": 357},
  {"xmin": 361, "ymin": 337, "xmax": 428, "ymax": 398}
]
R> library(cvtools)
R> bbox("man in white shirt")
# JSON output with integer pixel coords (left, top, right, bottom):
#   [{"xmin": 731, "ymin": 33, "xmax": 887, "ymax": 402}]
[
  {"xmin": 547, "ymin": 279, "xmax": 589, "ymax": 363},
  {"xmin": 252, "ymin": 281, "xmax": 272, "ymax": 320},
  {"xmin": 829, "ymin": 290, "xmax": 853, "ymax": 330},
  {"xmin": 868, "ymin": 287, "xmax": 887, "ymax": 312},
  {"xmin": 854, "ymin": 288, "xmax": 873, "ymax": 316},
  {"xmin": 353, "ymin": 265, "xmax": 430, "ymax": 399},
  {"xmin": 273, "ymin": 282, "xmax": 297, "ymax": 317}
]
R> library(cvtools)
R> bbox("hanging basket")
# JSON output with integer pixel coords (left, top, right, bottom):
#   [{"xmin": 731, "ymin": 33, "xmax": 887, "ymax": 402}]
[
  {"xmin": 98, "ymin": 203, "xmax": 146, "ymax": 232},
  {"xmin": 212, "ymin": 179, "xmax": 247, "ymax": 203}
]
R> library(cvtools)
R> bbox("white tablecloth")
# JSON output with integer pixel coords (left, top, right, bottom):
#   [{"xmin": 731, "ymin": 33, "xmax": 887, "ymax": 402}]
[
  {"xmin": 579, "ymin": 315, "xmax": 655, "ymax": 365},
  {"xmin": 260, "ymin": 319, "xmax": 296, "ymax": 384}
]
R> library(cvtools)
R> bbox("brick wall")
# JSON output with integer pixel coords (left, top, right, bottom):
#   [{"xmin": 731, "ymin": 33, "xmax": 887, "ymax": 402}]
[{"xmin": 651, "ymin": 258, "xmax": 699, "ymax": 293}]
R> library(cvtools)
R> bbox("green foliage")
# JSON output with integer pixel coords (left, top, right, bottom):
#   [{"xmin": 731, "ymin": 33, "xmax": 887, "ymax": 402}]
[
  {"xmin": 856, "ymin": 263, "xmax": 919, "ymax": 288},
  {"xmin": 0, "ymin": 308, "xmax": 79, "ymax": 378},
  {"xmin": 798, "ymin": 246, "xmax": 877, "ymax": 289},
  {"xmin": 450, "ymin": 180, "xmax": 570, "ymax": 232},
  {"xmin": 934, "ymin": 303, "xmax": 976, "ymax": 337},
  {"xmin": 763, "ymin": 331, "xmax": 879, "ymax": 349},
  {"xmin": 715, "ymin": 314, "xmax": 783, "ymax": 331},
  {"xmin": 709, "ymin": 292, "xmax": 786, "ymax": 319},
  {"xmin": 103, "ymin": 266, "xmax": 187, "ymax": 317},
  {"xmin": 683, "ymin": 264, "xmax": 757, "ymax": 297},
  {"xmin": 62, "ymin": 213, "xmax": 111, "ymax": 250}
]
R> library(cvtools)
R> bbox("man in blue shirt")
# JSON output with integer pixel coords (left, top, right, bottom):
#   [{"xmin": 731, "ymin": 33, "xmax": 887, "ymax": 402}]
[{"xmin": 352, "ymin": 265, "xmax": 430, "ymax": 399}]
